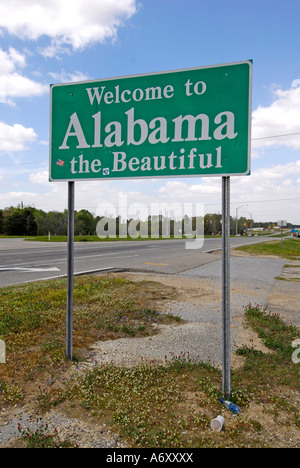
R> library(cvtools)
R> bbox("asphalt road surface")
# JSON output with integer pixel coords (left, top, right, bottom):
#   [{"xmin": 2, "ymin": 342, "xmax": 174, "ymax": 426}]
[{"xmin": 0, "ymin": 236, "xmax": 275, "ymax": 287}]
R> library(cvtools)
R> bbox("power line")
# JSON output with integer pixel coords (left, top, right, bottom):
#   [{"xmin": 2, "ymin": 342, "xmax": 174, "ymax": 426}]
[
  {"xmin": 252, "ymin": 132, "xmax": 300, "ymax": 141},
  {"xmin": 204, "ymin": 197, "xmax": 300, "ymax": 207},
  {"xmin": 232, "ymin": 197, "xmax": 300, "ymax": 205},
  {"xmin": 24, "ymin": 196, "xmax": 300, "ymax": 210},
  {"xmin": 0, "ymin": 161, "xmax": 47, "ymax": 167}
]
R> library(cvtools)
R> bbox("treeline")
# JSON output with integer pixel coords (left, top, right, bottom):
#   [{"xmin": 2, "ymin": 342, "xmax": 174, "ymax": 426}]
[
  {"xmin": 0, "ymin": 206, "xmax": 99, "ymax": 236},
  {"xmin": 0, "ymin": 205, "xmax": 288, "ymax": 237},
  {"xmin": 0, "ymin": 205, "xmax": 224, "ymax": 237}
]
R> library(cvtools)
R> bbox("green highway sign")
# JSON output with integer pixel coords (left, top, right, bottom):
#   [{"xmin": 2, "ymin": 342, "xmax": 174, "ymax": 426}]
[{"xmin": 49, "ymin": 61, "xmax": 252, "ymax": 181}]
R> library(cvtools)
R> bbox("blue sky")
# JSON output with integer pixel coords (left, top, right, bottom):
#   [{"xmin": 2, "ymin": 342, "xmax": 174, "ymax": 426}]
[{"xmin": 0, "ymin": 0, "xmax": 300, "ymax": 223}]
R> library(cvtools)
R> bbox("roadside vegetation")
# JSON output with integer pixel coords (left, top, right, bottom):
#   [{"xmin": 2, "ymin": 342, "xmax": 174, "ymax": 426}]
[
  {"xmin": 0, "ymin": 275, "xmax": 299, "ymax": 448},
  {"xmin": 235, "ymin": 238, "xmax": 300, "ymax": 260},
  {"xmin": 2, "ymin": 204, "xmax": 287, "ymax": 239},
  {"xmin": 25, "ymin": 234, "xmax": 219, "ymax": 242}
]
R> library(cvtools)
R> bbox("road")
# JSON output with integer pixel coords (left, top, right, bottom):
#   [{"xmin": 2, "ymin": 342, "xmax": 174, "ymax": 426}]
[{"xmin": 0, "ymin": 235, "xmax": 275, "ymax": 287}]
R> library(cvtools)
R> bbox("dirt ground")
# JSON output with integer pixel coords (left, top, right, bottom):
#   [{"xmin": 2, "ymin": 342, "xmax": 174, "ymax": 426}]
[{"xmin": 0, "ymin": 252, "xmax": 299, "ymax": 448}]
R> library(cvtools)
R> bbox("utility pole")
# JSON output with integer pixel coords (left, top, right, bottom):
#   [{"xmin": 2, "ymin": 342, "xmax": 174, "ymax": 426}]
[{"xmin": 236, "ymin": 205, "xmax": 248, "ymax": 235}]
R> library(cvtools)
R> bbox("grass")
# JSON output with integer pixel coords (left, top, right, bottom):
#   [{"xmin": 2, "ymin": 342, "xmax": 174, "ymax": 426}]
[
  {"xmin": 236, "ymin": 304, "xmax": 299, "ymax": 388},
  {"xmin": 0, "ymin": 235, "xmax": 30, "ymax": 239},
  {"xmin": 57, "ymin": 304, "xmax": 299, "ymax": 448},
  {"xmin": 25, "ymin": 235, "xmax": 218, "ymax": 242},
  {"xmin": 25, "ymin": 235, "xmax": 156, "ymax": 242},
  {"xmin": 235, "ymin": 238, "xmax": 300, "ymax": 259},
  {"xmin": 0, "ymin": 277, "xmax": 299, "ymax": 448},
  {"xmin": 0, "ymin": 276, "xmax": 179, "ymax": 374}
]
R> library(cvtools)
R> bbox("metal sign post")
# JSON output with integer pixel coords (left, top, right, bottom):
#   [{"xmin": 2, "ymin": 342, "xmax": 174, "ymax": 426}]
[
  {"xmin": 222, "ymin": 176, "xmax": 231, "ymax": 397},
  {"xmin": 278, "ymin": 220, "xmax": 287, "ymax": 248},
  {"xmin": 66, "ymin": 181, "xmax": 75, "ymax": 359}
]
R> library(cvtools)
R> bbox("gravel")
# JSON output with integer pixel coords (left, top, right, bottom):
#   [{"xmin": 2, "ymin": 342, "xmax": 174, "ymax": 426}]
[
  {"xmin": 84, "ymin": 255, "xmax": 286, "ymax": 368},
  {"xmin": 0, "ymin": 407, "xmax": 125, "ymax": 448}
]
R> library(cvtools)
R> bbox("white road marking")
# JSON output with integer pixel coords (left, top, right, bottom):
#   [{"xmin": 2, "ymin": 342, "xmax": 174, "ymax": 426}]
[{"xmin": 0, "ymin": 267, "xmax": 61, "ymax": 273}]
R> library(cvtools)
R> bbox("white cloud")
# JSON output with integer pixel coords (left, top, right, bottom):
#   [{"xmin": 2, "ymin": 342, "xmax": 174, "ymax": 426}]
[
  {"xmin": 0, "ymin": 47, "xmax": 48, "ymax": 104},
  {"xmin": 252, "ymin": 86, "xmax": 300, "ymax": 150},
  {"xmin": 159, "ymin": 181, "xmax": 188, "ymax": 196},
  {"xmin": 29, "ymin": 170, "xmax": 49, "ymax": 185},
  {"xmin": 49, "ymin": 70, "xmax": 90, "ymax": 84},
  {"xmin": 0, "ymin": 191, "xmax": 43, "ymax": 208},
  {"xmin": 0, "ymin": 0, "xmax": 139, "ymax": 57},
  {"xmin": 2, "ymin": 157, "xmax": 298, "ymax": 224},
  {"xmin": 154, "ymin": 159, "xmax": 300, "ymax": 224},
  {"xmin": 0, "ymin": 121, "xmax": 37, "ymax": 152},
  {"xmin": 159, "ymin": 178, "xmax": 222, "ymax": 203}
]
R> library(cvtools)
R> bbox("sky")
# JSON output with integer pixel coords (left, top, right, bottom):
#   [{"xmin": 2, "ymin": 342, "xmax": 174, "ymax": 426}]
[{"xmin": 0, "ymin": 0, "xmax": 300, "ymax": 224}]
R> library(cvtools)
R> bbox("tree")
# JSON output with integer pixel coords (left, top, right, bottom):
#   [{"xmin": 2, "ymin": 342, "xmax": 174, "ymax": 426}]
[
  {"xmin": 75, "ymin": 209, "xmax": 96, "ymax": 235},
  {"xmin": 34, "ymin": 209, "xmax": 67, "ymax": 236},
  {"xmin": 0, "ymin": 210, "xmax": 3, "ymax": 235},
  {"xmin": 205, "ymin": 214, "xmax": 222, "ymax": 235},
  {"xmin": 23, "ymin": 207, "xmax": 37, "ymax": 235},
  {"xmin": 1, "ymin": 206, "xmax": 37, "ymax": 235}
]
